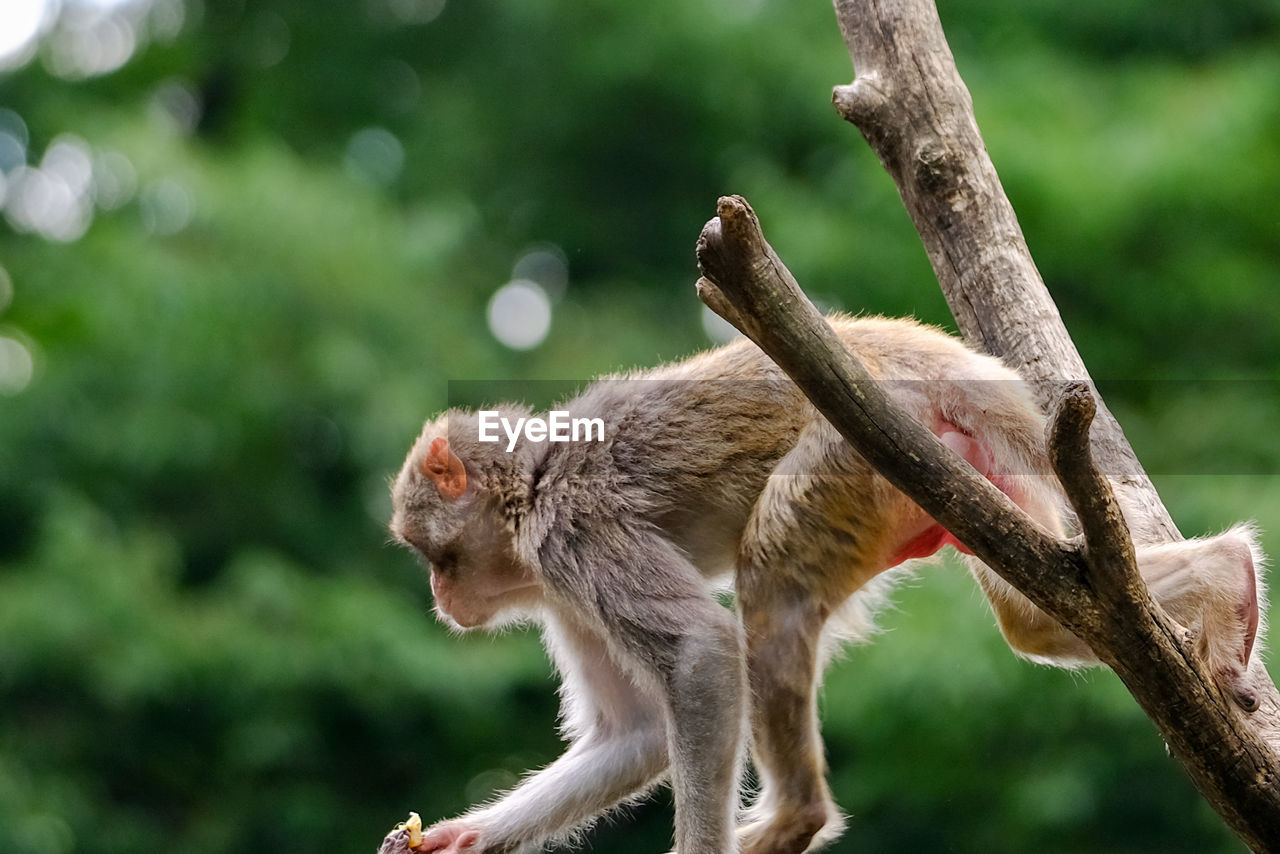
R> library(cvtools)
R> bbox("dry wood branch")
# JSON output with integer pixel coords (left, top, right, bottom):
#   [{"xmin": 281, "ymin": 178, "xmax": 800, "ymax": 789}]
[
  {"xmin": 830, "ymin": 0, "xmax": 1177, "ymax": 546},
  {"xmin": 812, "ymin": 0, "xmax": 1280, "ymax": 845},
  {"xmin": 695, "ymin": 193, "xmax": 1280, "ymax": 851},
  {"xmin": 1046, "ymin": 382, "xmax": 1141, "ymax": 605}
]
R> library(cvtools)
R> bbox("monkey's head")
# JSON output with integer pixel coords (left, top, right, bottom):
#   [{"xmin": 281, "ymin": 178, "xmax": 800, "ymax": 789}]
[{"xmin": 390, "ymin": 407, "xmax": 542, "ymax": 631}]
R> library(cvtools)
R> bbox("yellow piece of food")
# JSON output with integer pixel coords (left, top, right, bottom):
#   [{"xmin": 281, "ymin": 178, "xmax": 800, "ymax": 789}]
[{"xmin": 394, "ymin": 812, "xmax": 424, "ymax": 848}]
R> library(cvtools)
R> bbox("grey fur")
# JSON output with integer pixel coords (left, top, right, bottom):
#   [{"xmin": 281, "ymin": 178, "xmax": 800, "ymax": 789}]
[{"xmin": 385, "ymin": 315, "xmax": 1266, "ymax": 854}]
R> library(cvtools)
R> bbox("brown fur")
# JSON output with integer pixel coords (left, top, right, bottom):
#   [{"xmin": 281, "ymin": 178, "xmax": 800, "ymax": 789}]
[{"xmin": 386, "ymin": 315, "xmax": 1266, "ymax": 854}]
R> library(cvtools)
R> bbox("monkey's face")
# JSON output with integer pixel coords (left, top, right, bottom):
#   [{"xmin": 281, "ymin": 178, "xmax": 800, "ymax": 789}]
[
  {"xmin": 392, "ymin": 505, "xmax": 540, "ymax": 631},
  {"xmin": 421, "ymin": 523, "xmax": 541, "ymax": 630},
  {"xmin": 390, "ymin": 412, "xmax": 542, "ymax": 631}
]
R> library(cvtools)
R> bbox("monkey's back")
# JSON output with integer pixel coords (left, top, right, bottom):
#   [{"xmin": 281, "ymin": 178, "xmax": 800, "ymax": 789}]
[{"xmin": 546, "ymin": 315, "xmax": 1044, "ymax": 576}]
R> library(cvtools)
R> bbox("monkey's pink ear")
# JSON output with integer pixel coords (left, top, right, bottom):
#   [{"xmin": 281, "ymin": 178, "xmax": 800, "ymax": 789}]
[{"xmin": 420, "ymin": 437, "xmax": 467, "ymax": 499}]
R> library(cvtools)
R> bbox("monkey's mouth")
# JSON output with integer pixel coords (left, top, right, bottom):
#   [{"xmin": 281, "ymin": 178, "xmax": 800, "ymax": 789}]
[
  {"xmin": 433, "ymin": 589, "xmax": 539, "ymax": 632},
  {"xmin": 437, "ymin": 607, "xmax": 485, "ymax": 630}
]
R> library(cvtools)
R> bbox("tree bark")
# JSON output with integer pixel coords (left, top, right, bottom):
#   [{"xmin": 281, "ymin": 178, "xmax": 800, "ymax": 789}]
[{"xmin": 829, "ymin": 0, "xmax": 1178, "ymax": 547}]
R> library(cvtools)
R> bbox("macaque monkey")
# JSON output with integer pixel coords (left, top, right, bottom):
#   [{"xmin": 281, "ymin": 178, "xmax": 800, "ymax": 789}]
[{"xmin": 385, "ymin": 315, "xmax": 1265, "ymax": 854}]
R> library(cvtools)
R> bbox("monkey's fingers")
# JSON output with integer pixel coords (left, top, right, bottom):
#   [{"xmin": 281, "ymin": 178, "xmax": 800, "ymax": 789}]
[
  {"xmin": 376, "ymin": 828, "xmax": 414, "ymax": 854},
  {"xmin": 377, "ymin": 812, "xmax": 424, "ymax": 854}
]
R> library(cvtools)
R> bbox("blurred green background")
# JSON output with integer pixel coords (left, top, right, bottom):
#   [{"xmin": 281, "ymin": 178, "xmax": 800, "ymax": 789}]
[{"xmin": 1, "ymin": 0, "xmax": 1277, "ymax": 852}]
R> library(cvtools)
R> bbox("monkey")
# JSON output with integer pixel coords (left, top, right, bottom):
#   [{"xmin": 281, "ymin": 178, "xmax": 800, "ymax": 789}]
[{"xmin": 385, "ymin": 314, "xmax": 1265, "ymax": 854}]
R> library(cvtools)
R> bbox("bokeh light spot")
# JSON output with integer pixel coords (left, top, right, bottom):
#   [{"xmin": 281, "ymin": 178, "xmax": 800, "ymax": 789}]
[
  {"xmin": 487, "ymin": 280, "xmax": 552, "ymax": 351},
  {"xmin": 149, "ymin": 77, "xmax": 202, "ymax": 135},
  {"xmin": 0, "ymin": 335, "xmax": 35, "ymax": 396},
  {"xmin": 248, "ymin": 10, "xmax": 291, "ymax": 68},
  {"xmin": 512, "ymin": 244, "xmax": 569, "ymax": 302},
  {"xmin": 45, "ymin": 5, "xmax": 138, "ymax": 79},
  {"xmin": 146, "ymin": 0, "xmax": 185, "ymax": 41},
  {"xmin": 3, "ymin": 133, "xmax": 98, "ymax": 243},
  {"xmin": 0, "ymin": 0, "xmax": 174, "ymax": 77},
  {"xmin": 139, "ymin": 177, "xmax": 194, "ymax": 235},
  {"xmin": 0, "ymin": 0, "xmax": 51, "ymax": 70},
  {"xmin": 43, "ymin": 134, "xmax": 94, "ymax": 194},
  {"xmin": 92, "ymin": 150, "xmax": 137, "ymax": 210},
  {"xmin": 0, "ymin": 132, "xmax": 27, "ymax": 174},
  {"xmin": 0, "ymin": 132, "xmax": 141, "ymax": 241},
  {"xmin": 0, "ymin": 108, "xmax": 30, "ymax": 172},
  {"xmin": 344, "ymin": 127, "xmax": 404, "ymax": 188}
]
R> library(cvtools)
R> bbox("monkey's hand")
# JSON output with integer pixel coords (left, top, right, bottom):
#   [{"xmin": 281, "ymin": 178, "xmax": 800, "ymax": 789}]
[
  {"xmin": 379, "ymin": 812, "xmax": 431, "ymax": 854},
  {"xmin": 409, "ymin": 819, "xmax": 482, "ymax": 854},
  {"xmin": 378, "ymin": 813, "xmax": 421, "ymax": 854},
  {"xmin": 379, "ymin": 813, "xmax": 483, "ymax": 853}
]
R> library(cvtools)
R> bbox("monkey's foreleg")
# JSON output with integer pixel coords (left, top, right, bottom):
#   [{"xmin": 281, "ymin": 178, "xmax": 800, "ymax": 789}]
[
  {"xmin": 379, "ymin": 616, "xmax": 673, "ymax": 854},
  {"xmin": 663, "ymin": 608, "xmax": 748, "ymax": 854},
  {"xmin": 460, "ymin": 725, "xmax": 670, "ymax": 852},
  {"xmin": 567, "ymin": 531, "xmax": 746, "ymax": 854},
  {"xmin": 384, "ymin": 716, "xmax": 668, "ymax": 854}
]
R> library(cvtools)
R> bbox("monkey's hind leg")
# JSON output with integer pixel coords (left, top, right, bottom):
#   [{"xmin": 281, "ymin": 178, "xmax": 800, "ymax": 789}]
[
  {"xmin": 735, "ymin": 432, "xmax": 896, "ymax": 854},
  {"xmin": 970, "ymin": 525, "xmax": 1267, "ymax": 711},
  {"xmin": 737, "ymin": 579, "xmax": 836, "ymax": 854}
]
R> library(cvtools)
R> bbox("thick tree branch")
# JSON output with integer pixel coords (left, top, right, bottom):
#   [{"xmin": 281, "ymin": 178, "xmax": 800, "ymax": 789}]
[
  {"xmin": 831, "ymin": 0, "xmax": 1177, "ymax": 547},
  {"xmin": 695, "ymin": 194, "xmax": 1280, "ymax": 851}
]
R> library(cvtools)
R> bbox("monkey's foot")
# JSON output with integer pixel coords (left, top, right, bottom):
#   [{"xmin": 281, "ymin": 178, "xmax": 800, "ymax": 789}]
[{"xmin": 737, "ymin": 801, "xmax": 840, "ymax": 854}]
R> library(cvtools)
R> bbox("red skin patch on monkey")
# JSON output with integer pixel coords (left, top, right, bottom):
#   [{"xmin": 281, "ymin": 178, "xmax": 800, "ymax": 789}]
[
  {"xmin": 886, "ymin": 421, "xmax": 992, "ymax": 568},
  {"xmin": 888, "ymin": 525, "xmax": 971, "ymax": 566}
]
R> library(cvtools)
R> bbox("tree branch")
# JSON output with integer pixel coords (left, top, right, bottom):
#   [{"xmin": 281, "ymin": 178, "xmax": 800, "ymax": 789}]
[
  {"xmin": 1046, "ymin": 383, "xmax": 1140, "ymax": 604},
  {"xmin": 830, "ymin": 0, "xmax": 1178, "ymax": 547},
  {"xmin": 695, "ymin": 193, "xmax": 1280, "ymax": 851}
]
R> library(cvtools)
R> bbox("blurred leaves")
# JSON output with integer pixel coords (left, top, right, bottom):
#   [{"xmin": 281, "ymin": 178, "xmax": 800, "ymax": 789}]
[{"xmin": 0, "ymin": 0, "xmax": 1276, "ymax": 851}]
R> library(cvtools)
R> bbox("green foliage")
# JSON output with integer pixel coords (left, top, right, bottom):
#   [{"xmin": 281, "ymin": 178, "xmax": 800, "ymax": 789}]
[{"xmin": 0, "ymin": 0, "xmax": 1276, "ymax": 851}]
